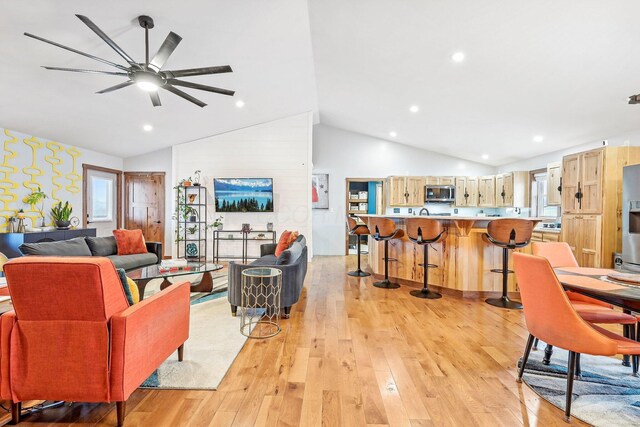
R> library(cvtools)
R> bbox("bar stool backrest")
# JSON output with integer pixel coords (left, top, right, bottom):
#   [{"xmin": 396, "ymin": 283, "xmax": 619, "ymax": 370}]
[
  {"xmin": 363, "ymin": 217, "xmax": 399, "ymax": 240},
  {"xmin": 486, "ymin": 219, "xmax": 534, "ymax": 248},
  {"xmin": 405, "ymin": 218, "xmax": 446, "ymax": 244},
  {"xmin": 347, "ymin": 215, "xmax": 370, "ymax": 235}
]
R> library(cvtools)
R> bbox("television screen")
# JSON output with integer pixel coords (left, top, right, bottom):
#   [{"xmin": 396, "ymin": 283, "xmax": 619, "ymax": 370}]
[{"xmin": 214, "ymin": 178, "xmax": 273, "ymax": 212}]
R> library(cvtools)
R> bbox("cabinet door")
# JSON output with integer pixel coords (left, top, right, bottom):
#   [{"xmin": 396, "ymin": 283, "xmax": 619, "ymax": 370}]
[
  {"xmin": 466, "ymin": 177, "xmax": 478, "ymax": 207},
  {"xmin": 561, "ymin": 214, "xmax": 580, "ymax": 258},
  {"xmin": 455, "ymin": 177, "xmax": 468, "ymax": 207},
  {"xmin": 424, "ymin": 176, "xmax": 439, "ymax": 186},
  {"xmin": 547, "ymin": 162, "xmax": 562, "ymax": 206},
  {"xmin": 502, "ymin": 173, "xmax": 514, "ymax": 206},
  {"xmin": 478, "ymin": 176, "xmax": 496, "ymax": 207},
  {"xmin": 580, "ymin": 150, "xmax": 603, "ymax": 214},
  {"xmin": 388, "ymin": 177, "xmax": 407, "ymax": 206},
  {"xmin": 406, "ymin": 177, "xmax": 425, "ymax": 206},
  {"xmin": 578, "ymin": 215, "xmax": 602, "ymax": 267},
  {"xmin": 439, "ymin": 176, "xmax": 455, "ymax": 186},
  {"xmin": 562, "ymin": 154, "xmax": 580, "ymax": 213},
  {"xmin": 494, "ymin": 174, "xmax": 505, "ymax": 207}
]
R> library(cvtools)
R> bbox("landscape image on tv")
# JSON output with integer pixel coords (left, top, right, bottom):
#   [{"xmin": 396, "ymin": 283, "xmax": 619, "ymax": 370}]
[{"xmin": 214, "ymin": 178, "xmax": 274, "ymax": 212}]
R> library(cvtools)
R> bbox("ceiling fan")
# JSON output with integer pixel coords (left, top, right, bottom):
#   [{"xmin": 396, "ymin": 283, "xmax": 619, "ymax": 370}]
[{"xmin": 24, "ymin": 14, "xmax": 235, "ymax": 108}]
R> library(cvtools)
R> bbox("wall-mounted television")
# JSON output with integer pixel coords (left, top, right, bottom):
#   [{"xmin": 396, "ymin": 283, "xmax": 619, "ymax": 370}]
[{"xmin": 214, "ymin": 178, "xmax": 273, "ymax": 212}]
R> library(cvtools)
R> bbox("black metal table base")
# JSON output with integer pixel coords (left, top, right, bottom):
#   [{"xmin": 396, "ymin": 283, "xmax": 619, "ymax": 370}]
[
  {"xmin": 373, "ymin": 279, "xmax": 400, "ymax": 289},
  {"xmin": 410, "ymin": 288, "xmax": 442, "ymax": 299},
  {"xmin": 348, "ymin": 270, "xmax": 371, "ymax": 277},
  {"xmin": 485, "ymin": 296, "xmax": 523, "ymax": 309}
]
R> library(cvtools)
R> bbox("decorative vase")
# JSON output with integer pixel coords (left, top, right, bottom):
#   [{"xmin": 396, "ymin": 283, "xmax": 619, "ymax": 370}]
[
  {"xmin": 216, "ymin": 224, "xmax": 223, "ymax": 231},
  {"xmin": 183, "ymin": 181, "xmax": 192, "ymax": 187},
  {"xmin": 267, "ymin": 222, "xmax": 273, "ymax": 231},
  {"xmin": 185, "ymin": 243, "xmax": 198, "ymax": 258},
  {"xmin": 193, "ymin": 183, "xmax": 201, "ymax": 186},
  {"xmin": 55, "ymin": 220, "xmax": 71, "ymax": 230}
]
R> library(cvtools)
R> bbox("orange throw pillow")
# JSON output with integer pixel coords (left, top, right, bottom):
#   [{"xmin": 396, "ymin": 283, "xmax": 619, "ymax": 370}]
[
  {"xmin": 275, "ymin": 231, "xmax": 292, "ymax": 257},
  {"xmin": 113, "ymin": 229, "xmax": 148, "ymax": 256}
]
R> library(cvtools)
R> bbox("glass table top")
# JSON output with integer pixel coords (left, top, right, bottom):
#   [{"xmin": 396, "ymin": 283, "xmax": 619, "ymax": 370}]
[
  {"xmin": 241, "ymin": 267, "xmax": 282, "ymax": 278},
  {"xmin": 128, "ymin": 262, "xmax": 223, "ymax": 281}
]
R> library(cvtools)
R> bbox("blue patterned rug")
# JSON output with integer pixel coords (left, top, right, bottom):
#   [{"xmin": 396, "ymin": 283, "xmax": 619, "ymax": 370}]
[{"xmin": 519, "ymin": 342, "xmax": 640, "ymax": 426}]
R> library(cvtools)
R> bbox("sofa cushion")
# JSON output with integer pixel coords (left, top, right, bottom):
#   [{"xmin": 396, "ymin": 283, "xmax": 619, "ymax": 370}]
[
  {"xmin": 113, "ymin": 229, "xmax": 147, "ymax": 256},
  {"xmin": 116, "ymin": 268, "xmax": 135, "ymax": 305},
  {"xmin": 250, "ymin": 254, "xmax": 278, "ymax": 266},
  {"xmin": 277, "ymin": 241, "xmax": 303, "ymax": 265},
  {"xmin": 107, "ymin": 253, "xmax": 158, "ymax": 271},
  {"xmin": 274, "ymin": 231, "xmax": 292, "ymax": 257},
  {"xmin": 19, "ymin": 237, "xmax": 92, "ymax": 256},
  {"xmin": 85, "ymin": 236, "xmax": 118, "ymax": 257},
  {"xmin": 296, "ymin": 235, "xmax": 306, "ymax": 248}
]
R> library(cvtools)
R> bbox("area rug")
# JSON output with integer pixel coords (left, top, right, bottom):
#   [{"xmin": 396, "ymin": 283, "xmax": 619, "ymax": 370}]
[
  {"xmin": 519, "ymin": 342, "xmax": 640, "ymax": 426},
  {"xmin": 140, "ymin": 273, "xmax": 248, "ymax": 390}
]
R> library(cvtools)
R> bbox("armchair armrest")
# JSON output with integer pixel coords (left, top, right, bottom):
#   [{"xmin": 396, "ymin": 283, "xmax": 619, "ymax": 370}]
[
  {"xmin": 0, "ymin": 311, "xmax": 15, "ymax": 400},
  {"xmin": 145, "ymin": 242, "xmax": 163, "ymax": 264},
  {"xmin": 260, "ymin": 243, "xmax": 277, "ymax": 257},
  {"xmin": 109, "ymin": 282, "xmax": 190, "ymax": 401}
]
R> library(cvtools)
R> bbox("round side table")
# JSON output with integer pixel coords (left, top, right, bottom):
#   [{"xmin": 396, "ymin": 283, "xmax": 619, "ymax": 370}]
[{"xmin": 240, "ymin": 267, "xmax": 283, "ymax": 338}]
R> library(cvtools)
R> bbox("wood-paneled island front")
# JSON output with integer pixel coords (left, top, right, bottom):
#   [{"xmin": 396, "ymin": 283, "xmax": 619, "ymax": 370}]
[{"xmin": 361, "ymin": 215, "xmax": 542, "ymax": 297}]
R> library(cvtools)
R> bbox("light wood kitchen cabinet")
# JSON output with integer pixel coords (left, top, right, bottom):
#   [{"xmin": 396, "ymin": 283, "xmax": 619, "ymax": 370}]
[
  {"xmin": 562, "ymin": 214, "xmax": 602, "ymax": 267},
  {"xmin": 547, "ymin": 161, "xmax": 562, "ymax": 206},
  {"xmin": 531, "ymin": 230, "xmax": 560, "ymax": 243},
  {"xmin": 562, "ymin": 149, "xmax": 603, "ymax": 214},
  {"xmin": 439, "ymin": 176, "xmax": 455, "ymax": 186},
  {"xmin": 425, "ymin": 176, "xmax": 439, "ymax": 186},
  {"xmin": 478, "ymin": 175, "xmax": 496, "ymax": 207},
  {"xmin": 387, "ymin": 176, "xmax": 425, "ymax": 206},
  {"xmin": 495, "ymin": 171, "xmax": 529, "ymax": 207},
  {"xmin": 455, "ymin": 177, "xmax": 478, "ymax": 207}
]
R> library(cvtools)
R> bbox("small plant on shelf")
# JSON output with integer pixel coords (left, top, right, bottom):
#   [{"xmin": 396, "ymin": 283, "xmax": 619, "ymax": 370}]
[
  {"xmin": 208, "ymin": 215, "xmax": 224, "ymax": 231},
  {"xmin": 50, "ymin": 201, "xmax": 73, "ymax": 229},
  {"xmin": 187, "ymin": 224, "xmax": 198, "ymax": 235},
  {"xmin": 24, "ymin": 187, "xmax": 48, "ymax": 227}
]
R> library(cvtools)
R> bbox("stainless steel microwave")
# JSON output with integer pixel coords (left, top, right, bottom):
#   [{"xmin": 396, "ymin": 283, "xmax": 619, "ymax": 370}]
[{"xmin": 425, "ymin": 185, "xmax": 455, "ymax": 203}]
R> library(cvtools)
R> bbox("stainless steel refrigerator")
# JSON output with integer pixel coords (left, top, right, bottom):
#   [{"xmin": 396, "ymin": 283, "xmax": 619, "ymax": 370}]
[{"xmin": 622, "ymin": 164, "xmax": 640, "ymax": 270}]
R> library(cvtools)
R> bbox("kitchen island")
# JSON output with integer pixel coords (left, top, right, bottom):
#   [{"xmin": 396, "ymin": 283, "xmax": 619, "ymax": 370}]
[{"xmin": 360, "ymin": 215, "xmax": 543, "ymax": 297}]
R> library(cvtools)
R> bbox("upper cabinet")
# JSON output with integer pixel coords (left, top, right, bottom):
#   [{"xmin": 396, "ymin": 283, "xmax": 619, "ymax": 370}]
[
  {"xmin": 425, "ymin": 176, "xmax": 455, "ymax": 186},
  {"xmin": 562, "ymin": 149, "xmax": 603, "ymax": 214},
  {"xmin": 455, "ymin": 177, "xmax": 478, "ymax": 207},
  {"xmin": 478, "ymin": 175, "xmax": 496, "ymax": 207},
  {"xmin": 495, "ymin": 171, "xmax": 529, "ymax": 207},
  {"xmin": 388, "ymin": 176, "xmax": 425, "ymax": 206},
  {"xmin": 547, "ymin": 161, "xmax": 562, "ymax": 206}
]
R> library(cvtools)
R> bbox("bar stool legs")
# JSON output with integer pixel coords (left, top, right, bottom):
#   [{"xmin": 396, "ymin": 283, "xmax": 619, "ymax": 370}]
[
  {"xmin": 485, "ymin": 248, "xmax": 523, "ymax": 309},
  {"xmin": 410, "ymin": 244, "xmax": 442, "ymax": 299},
  {"xmin": 348, "ymin": 235, "xmax": 371, "ymax": 277},
  {"xmin": 373, "ymin": 240, "xmax": 400, "ymax": 289}
]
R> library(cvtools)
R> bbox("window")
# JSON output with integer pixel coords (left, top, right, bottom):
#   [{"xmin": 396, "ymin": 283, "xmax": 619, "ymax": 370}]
[
  {"xmin": 530, "ymin": 171, "xmax": 560, "ymax": 218},
  {"xmin": 90, "ymin": 176, "xmax": 113, "ymax": 222}
]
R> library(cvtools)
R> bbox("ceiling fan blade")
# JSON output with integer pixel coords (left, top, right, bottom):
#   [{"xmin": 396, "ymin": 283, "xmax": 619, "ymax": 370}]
[
  {"xmin": 162, "ymin": 65, "xmax": 232, "ymax": 79},
  {"xmin": 96, "ymin": 80, "xmax": 133, "ymax": 94},
  {"xmin": 42, "ymin": 66, "xmax": 128, "ymax": 76},
  {"xmin": 75, "ymin": 15, "xmax": 141, "ymax": 69},
  {"xmin": 149, "ymin": 32, "xmax": 182, "ymax": 71},
  {"xmin": 24, "ymin": 32, "xmax": 130, "ymax": 71},
  {"xmin": 162, "ymin": 85, "xmax": 207, "ymax": 108},
  {"xmin": 150, "ymin": 91, "xmax": 161, "ymax": 107},
  {"xmin": 167, "ymin": 79, "xmax": 235, "ymax": 96}
]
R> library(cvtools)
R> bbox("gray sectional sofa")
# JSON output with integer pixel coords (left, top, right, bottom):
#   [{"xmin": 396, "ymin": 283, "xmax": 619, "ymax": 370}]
[
  {"xmin": 19, "ymin": 236, "xmax": 162, "ymax": 271},
  {"xmin": 228, "ymin": 235, "xmax": 308, "ymax": 318}
]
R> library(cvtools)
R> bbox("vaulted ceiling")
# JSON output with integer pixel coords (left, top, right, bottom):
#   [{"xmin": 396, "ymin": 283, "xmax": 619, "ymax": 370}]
[{"xmin": 2, "ymin": 1, "xmax": 640, "ymax": 165}]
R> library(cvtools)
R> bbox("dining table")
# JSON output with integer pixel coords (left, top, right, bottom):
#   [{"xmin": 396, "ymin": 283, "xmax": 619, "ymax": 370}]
[{"xmin": 554, "ymin": 266, "xmax": 640, "ymax": 368}]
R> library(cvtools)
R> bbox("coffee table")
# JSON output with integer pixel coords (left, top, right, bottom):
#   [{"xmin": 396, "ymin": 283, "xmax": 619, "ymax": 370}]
[{"xmin": 127, "ymin": 262, "xmax": 224, "ymax": 300}]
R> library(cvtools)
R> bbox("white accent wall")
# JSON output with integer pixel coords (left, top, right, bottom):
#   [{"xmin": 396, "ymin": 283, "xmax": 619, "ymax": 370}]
[
  {"xmin": 172, "ymin": 113, "xmax": 314, "ymax": 259},
  {"xmin": 311, "ymin": 124, "xmax": 495, "ymax": 255}
]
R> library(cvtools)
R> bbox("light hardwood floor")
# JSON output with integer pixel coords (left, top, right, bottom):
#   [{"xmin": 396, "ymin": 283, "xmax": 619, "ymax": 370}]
[{"xmin": 3, "ymin": 256, "xmax": 588, "ymax": 426}]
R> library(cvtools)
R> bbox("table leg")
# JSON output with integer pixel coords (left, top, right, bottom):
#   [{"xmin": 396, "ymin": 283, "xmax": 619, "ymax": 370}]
[
  {"xmin": 159, "ymin": 277, "xmax": 173, "ymax": 291},
  {"xmin": 134, "ymin": 279, "xmax": 152, "ymax": 301},
  {"xmin": 623, "ymin": 310, "xmax": 632, "ymax": 367},
  {"xmin": 190, "ymin": 271, "xmax": 214, "ymax": 293}
]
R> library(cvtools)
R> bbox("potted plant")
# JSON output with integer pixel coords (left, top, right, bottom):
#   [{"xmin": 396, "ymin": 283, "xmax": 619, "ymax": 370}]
[
  {"xmin": 187, "ymin": 224, "xmax": 198, "ymax": 235},
  {"xmin": 212, "ymin": 215, "xmax": 224, "ymax": 230},
  {"xmin": 184, "ymin": 206, "xmax": 198, "ymax": 222},
  {"xmin": 24, "ymin": 187, "xmax": 48, "ymax": 227},
  {"xmin": 193, "ymin": 170, "xmax": 202, "ymax": 186},
  {"xmin": 51, "ymin": 201, "xmax": 72, "ymax": 229}
]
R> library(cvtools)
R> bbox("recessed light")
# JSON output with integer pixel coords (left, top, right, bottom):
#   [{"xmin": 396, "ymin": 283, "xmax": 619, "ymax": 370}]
[
  {"xmin": 451, "ymin": 52, "xmax": 465, "ymax": 62},
  {"xmin": 481, "ymin": 154, "xmax": 489, "ymax": 160},
  {"xmin": 389, "ymin": 131, "xmax": 397, "ymax": 138},
  {"xmin": 533, "ymin": 135, "xmax": 544, "ymax": 143},
  {"xmin": 143, "ymin": 124, "xmax": 153, "ymax": 132},
  {"xmin": 409, "ymin": 105, "xmax": 419, "ymax": 113},
  {"xmin": 235, "ymin": 100, "xmax": 245, "ymax": 108}
]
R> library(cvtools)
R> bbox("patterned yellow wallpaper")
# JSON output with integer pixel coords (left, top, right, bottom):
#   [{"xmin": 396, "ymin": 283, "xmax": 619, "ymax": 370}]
[{"xmin": 0, "ymin": 129, "xmax": 82, "ymax": 231}]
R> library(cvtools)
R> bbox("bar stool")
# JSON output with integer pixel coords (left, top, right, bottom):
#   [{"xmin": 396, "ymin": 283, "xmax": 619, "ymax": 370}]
[
  {"xmin": 362, "ymin": 216, "xmax": 405, "ymax": 289},
  {"xmin": 406, "ymin": 218, "xmax": 446, "ymax": 299},
  {"xmin": 483, "ymin": 219, "xmax": 534, "ymax": 309},
  {"xmin": 346, "ymin": 215, "xmax": 371, "ymax": 277}
]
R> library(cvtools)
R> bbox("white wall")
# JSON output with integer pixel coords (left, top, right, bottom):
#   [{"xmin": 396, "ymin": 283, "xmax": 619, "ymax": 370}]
[
  {"xmin": 173, "ymin": 113, "xmax": 313, "ymax": 259},
  {"xmin": 312, "ymin": 124, "xmax": 495, "ymax": 255},
  {"xmin": 497, "ymin": 130, "xmax": 640, "ymax": 172},
  {"xmin": 123, "ymin": 147, "xmax": 173, "ymax": 256}
]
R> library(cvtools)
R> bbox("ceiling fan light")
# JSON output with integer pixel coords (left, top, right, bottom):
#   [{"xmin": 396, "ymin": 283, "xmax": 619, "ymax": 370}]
[{"xmin": 137, "ymin": 81, "xmax": 159, "ymax": 92}]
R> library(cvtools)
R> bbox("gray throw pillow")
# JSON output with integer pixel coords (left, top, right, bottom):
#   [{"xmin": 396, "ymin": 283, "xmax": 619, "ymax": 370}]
[
  {"xmin": 19, "ymin": 237, "xmax": 92, "ymax": 256},
  {"xmin": 85, "ymin": 236, "xmax": 118, "ymax": 256},
  {"xmin": 276, "ymin": 241, "xmax": 303, "ymax": 265}
]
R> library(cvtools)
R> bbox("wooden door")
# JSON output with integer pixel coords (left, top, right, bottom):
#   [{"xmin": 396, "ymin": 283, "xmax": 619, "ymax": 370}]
[
  {"xmin": 455, "ymin": 177, "xmax": 468, "ymax": 207},
  {"xmin": 124, "ymin": 172, "xmax": 165, "ymax": 249},
  {"xmin": 580, "ymin": 149, "xmax": 603, "ymax": 214},
  {"xmin": 478, "ymin": 176, "xmax": 495, "ymax": 207},
  {"xmin": 388, "ymin": 177, "xmax": 407, "ymax": 206},
  {"xmin": 547, "ymin": 161, "xmax": 562, "ymax": 206},
  {"xmin": 562, "ymin": 154, "xmax": 580, "ymax": 213},
  {"xmin": 406, "ymin": 177, "xmax": 425, "ymax": 206},
  {"xmin": 439, "ymin": 176, "xmax": 455, "ymax": 186},
  {"xmin": 578, "ymin": 215, "xmax": 602, "ymax": 267}
]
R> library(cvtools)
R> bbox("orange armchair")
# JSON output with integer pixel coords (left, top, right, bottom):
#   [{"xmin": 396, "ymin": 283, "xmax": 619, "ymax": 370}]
[{"xmin": 1, "ymin": 257, "xmax": 190, "ymax": 426}]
